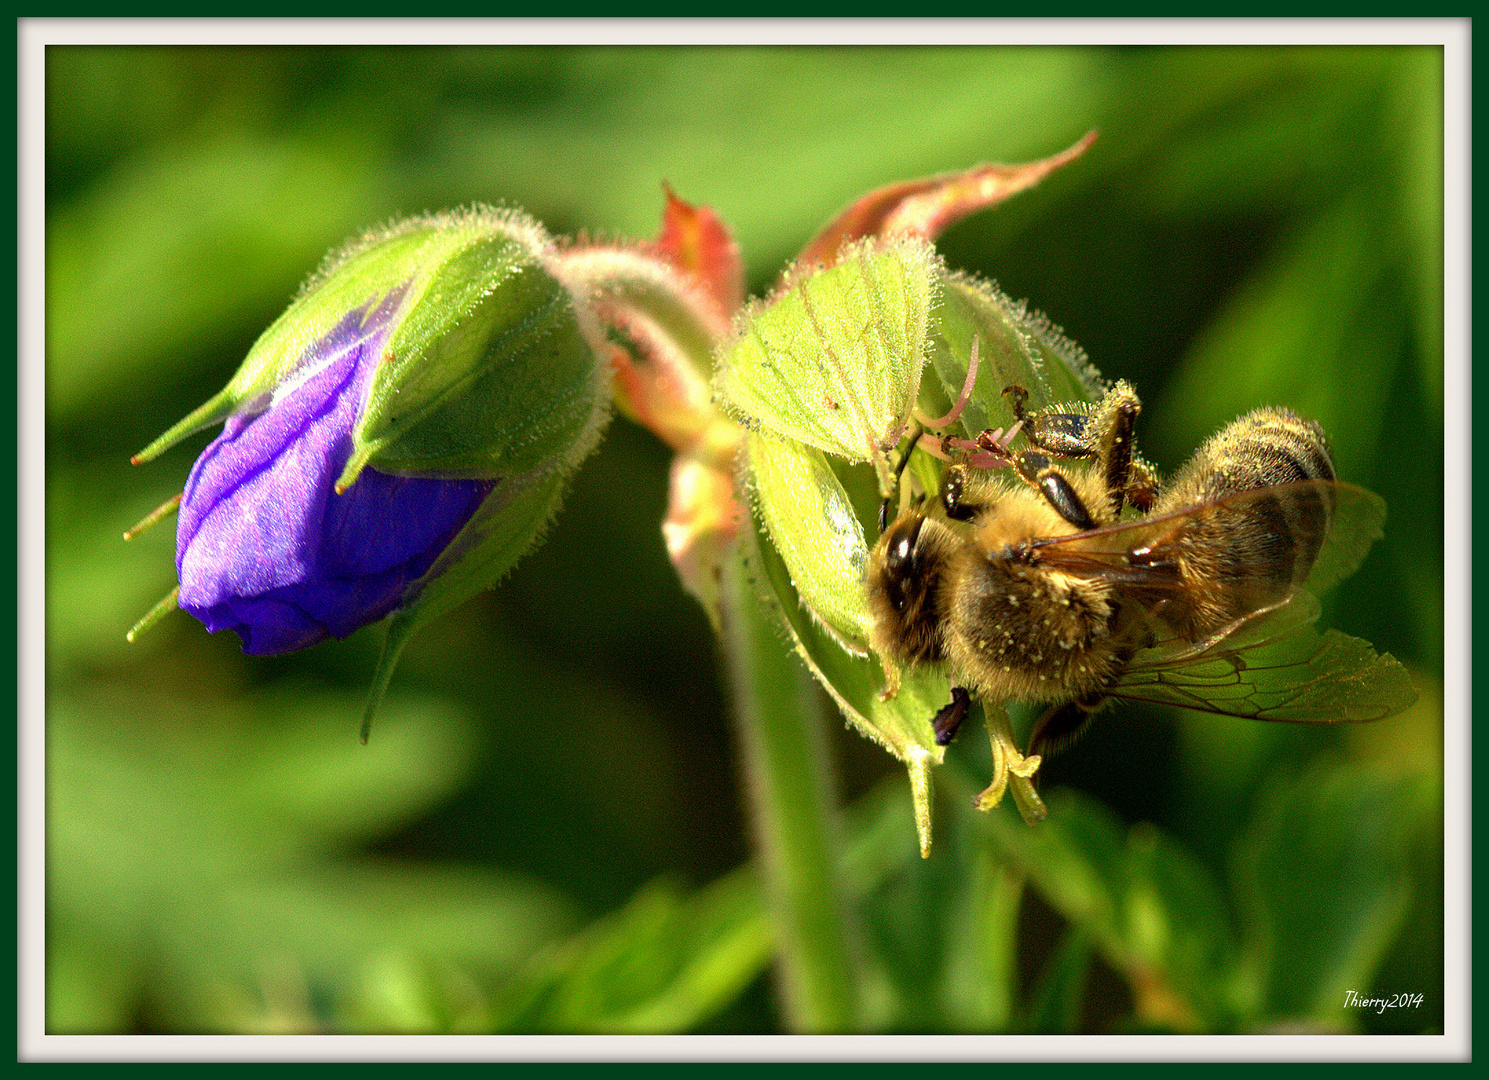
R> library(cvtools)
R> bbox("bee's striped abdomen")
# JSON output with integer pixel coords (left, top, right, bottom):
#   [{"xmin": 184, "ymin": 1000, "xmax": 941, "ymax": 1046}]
[
  {"xmin": 1152, "ymin": 407, "xmax": 1336, "ymax": 637},
  {"xmin": 1171, "ymin": 407, "xmax": 1334, "ymax": 495}
]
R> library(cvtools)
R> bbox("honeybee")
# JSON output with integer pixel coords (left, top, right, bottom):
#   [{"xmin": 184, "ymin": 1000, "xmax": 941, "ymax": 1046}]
[{"xmin": 864, "ymin": 380, "xmax": 1416, "ymax": 759}]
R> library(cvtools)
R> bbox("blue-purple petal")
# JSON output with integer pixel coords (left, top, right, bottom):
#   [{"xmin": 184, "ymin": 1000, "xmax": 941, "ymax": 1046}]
[{"xmin": 176, "ymin": 297, "xmax": 493, "ymax": 656}]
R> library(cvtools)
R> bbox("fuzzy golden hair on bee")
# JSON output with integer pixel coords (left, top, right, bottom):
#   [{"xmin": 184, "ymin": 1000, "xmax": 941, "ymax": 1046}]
[{"xmin": 862, "ymin": 380, "xmax": 1415, "ymax": 759}]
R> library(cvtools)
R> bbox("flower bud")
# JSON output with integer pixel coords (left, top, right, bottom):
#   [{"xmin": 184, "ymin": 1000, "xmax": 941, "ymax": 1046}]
[
  {"xmin": 172, "ymin": 298, "xmax": 495, "ymax": 654},
  {"xmin": 134, "ymin": 206, "xmax": 609, "ymax": 663}
]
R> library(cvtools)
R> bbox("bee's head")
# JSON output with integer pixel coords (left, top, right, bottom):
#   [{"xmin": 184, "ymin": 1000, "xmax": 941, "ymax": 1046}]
[
  {"xmin": 880, "ymin": 513, "xmax": 926, "ymax": 598},
  {"xmin": 865, "ymin": 511, "xmax": 953, "ymax": 667}
]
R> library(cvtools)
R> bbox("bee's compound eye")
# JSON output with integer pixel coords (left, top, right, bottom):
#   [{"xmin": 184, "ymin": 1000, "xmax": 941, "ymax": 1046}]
[{"xmin": 885, "ymin": 515, "xmax": 925, "ymax": 576}]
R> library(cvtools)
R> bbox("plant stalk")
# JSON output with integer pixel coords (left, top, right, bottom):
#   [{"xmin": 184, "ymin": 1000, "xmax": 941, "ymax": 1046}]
[{"xmin": 719, "ymin": 552, "xmax": 860, "ymax": 1032}]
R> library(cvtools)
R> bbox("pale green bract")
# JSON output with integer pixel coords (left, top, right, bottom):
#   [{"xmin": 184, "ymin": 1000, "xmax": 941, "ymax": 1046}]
[
  {"xmin": 717, "ymin": 236, "xmax": 941, "ymax": 494},
  {"xmin": 745, "ymin": 429, "xmax": 873, "ymax": 655},
  {"xmin": 928, "ymin": 273, "xmax": 1103, "ymax": 430},
  {"xmin": 350, "ymin": 214, "xmax": 608, "ymax": 483},
  {"xmin": 136, "ymin": 206, "xmax": 610, "ymax": 488}
]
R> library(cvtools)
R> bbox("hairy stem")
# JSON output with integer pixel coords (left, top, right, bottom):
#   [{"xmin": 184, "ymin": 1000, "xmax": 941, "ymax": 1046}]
[{"xmin": 719, "ymin": 552, "xmax": 860, "ymax": 1032}]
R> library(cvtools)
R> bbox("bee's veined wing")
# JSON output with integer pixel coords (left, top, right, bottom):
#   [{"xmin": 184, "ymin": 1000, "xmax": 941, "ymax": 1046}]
[
  {"xmin": 1107, "ymin": 593, "xmax": 1417, "ymax": 724},
  {"xmin": 1026, "ymin": 480, "xmax": 1388, "ymax": 603},
  {"xmin": 1016, "ymin": 479, "xmax": 1412, "ymax": 723}
]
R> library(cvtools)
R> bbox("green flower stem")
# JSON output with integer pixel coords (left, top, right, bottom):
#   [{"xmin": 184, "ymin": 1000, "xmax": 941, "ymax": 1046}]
[{"xmin": 719, "ymin": 551, "xmax": 860, "ymax": 1033}]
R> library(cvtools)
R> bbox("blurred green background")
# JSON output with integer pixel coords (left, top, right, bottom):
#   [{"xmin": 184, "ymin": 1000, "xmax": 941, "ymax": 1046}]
[{"xmin": 44, "ymin": 44, "xmax": 1444, "ymax": 1035}]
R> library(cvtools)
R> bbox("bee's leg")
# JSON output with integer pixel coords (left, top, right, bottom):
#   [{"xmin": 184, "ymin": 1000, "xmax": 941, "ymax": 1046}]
[
  {"xmin": 1076, "ymin": 381, "xmax": 1161, "ymax": 517},
  {"xmin": 1003, "ymin": 384, "xmax": 1098, "ymax": 461},
  {"xmin": 1027, "ymin": 694, "xmax": 1105, "ymax": 763},
  {"xmin": 1013, "ymin": 453, "xmax": 1098, "ymax": 531},
  {"xmin": 940, "ymin": 463, "xmax": 984, "ymax": 522},
  {"xmin": 1003, "ymin": 381, "xmax": 1158, "ymax": 518},
  {"xmin": 1089, "ymin": 383, "xmax": 1147, "ymax": 518},
  {"xmin": 1124, "ymin": 460, "xmax": 1161, "ymax": 513},
  {"xmin": 944, "ymin": 443, "xmax": 1099, "ymax": 531},
  {"xmin": 932, "ymin": 686, "xmax": 973, "ymax": 746}
]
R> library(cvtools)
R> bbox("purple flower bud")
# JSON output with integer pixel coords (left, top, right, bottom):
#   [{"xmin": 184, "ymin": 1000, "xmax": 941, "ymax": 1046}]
[
  {"xmin": 175, "ymin": 296, "xmax": 493, "ymax": 655},
  {"xmin": 129, "ymin": 205, "xmax": 610, "ymax": 739}
]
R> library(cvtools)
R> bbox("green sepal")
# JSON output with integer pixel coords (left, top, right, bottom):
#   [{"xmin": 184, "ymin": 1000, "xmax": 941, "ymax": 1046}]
[
  {"xmin": 717, "ymin": 236, "xmax": 941, "ymax": 493},
  {"xmin": 924, "ymin": 273, "xmax": 1104, "ymax": 440},
  {"xmin": 400, "ymin": 464, "xmax": 571, "ymax": 630},
  {"xmin": 741, "ymin": 497, "xmax": 948, "ymax": 856},
  {"xmin": 351, "ymin": 212, "xmax": 608, "ymax": 482},
  {"xmin": 125, "ymin": 586, "xmax": 180, "ymax": 644},
  {"xmin": 360, "ymin": 611, "xmax": 416, "ymax": 744},
  {"xmin": 132, "ymin": 387, "xmax": 245, "ymax": 464},
  {"xmin": 133, "ymin": 225, "xmax": 434, "ymax": 463},
  {"xmin": 137, "ymin": 206, "xmax": 609, "ymax": 490},
  {"xmin": 745, "ymin": 428, "xmax": 872, "ymax": 654}
]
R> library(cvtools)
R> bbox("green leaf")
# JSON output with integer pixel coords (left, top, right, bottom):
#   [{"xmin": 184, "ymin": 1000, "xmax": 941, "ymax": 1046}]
[
  {"xmin": 937, "ymin": 847, "xmax": 1022, "ymax": 1032},
  {"xmin": 1233, "ymin": 763, "xmax": 1433, "ymax": 1026},
  {"xmin": 46, "ymin": 926, "xmax": 143, "ymax": 1036},
  {"xmin": 51, "ymin": 461, "xmax": 187, "ymax": 670},
  {"xmin": 487, "ymin": 872, "xmax": 771, "ymax": 1033},
  {"xmin": 1024, "ymin": 927, "xmax": 1093, "ymax": 1034},
  {"xmin": 848, "ymin": 788, "xmax": 1024, "ymax": 1032},
  {"xmin": 976, "ymin": 786, "xmax": 1239, "ymax": 1030},
  {"xmin": 47, "ymin": 689, "xmax": 578, "ymax": 1033}
]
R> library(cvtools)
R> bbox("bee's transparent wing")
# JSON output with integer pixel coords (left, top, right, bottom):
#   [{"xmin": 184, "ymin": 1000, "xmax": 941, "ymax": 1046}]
[
  {"xmin": 1301, "ymin": 481, "xmax": 1388, "ymax": 597},
  {"xmin": 1031, "ymin": 481, "xmax": 1389, "ymax": 609},
  {"xmin": 1109, "ymin": 595, "xmax": 1416, "ymax": 724},
  {"xmin": 1124, "ymin": 589, "xmax": 1320, "ymax": 667}
]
